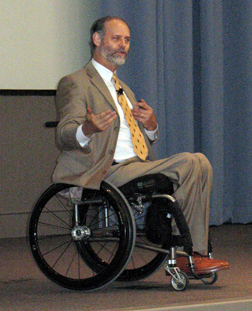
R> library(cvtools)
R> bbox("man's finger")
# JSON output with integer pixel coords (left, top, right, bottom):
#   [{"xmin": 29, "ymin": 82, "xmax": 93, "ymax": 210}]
[
  {"xmin": 87, "ymin": 107, "xmax": 93, "ymax": 115},
  {"xmin": 97, "ymin": 110, "xmax": 117, "ymax": 121},
  {"xmin": 134, "ymin": 100, "xmax": 149, "ymax": 110}
]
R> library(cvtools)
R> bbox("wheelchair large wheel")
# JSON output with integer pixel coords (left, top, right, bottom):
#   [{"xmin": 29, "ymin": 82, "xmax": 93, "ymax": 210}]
[
  {"xmin": 117, "ymin": 205, "xmax": 168, "ymax": 282},
  {"xmin": 29, "ymin": 181, "xmax": 136, "ymax": 291}
]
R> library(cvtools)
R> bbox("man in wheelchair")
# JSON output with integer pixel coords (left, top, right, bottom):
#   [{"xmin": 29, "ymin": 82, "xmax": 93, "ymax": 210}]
[{"xmin": 52, "ymin": 16, "xmax": 230, "ymax": 276}]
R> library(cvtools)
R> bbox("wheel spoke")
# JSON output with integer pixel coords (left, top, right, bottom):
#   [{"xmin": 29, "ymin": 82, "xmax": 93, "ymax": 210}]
[
  {"xmin": 51, "ymin": 239, "xmax": 73, "ymax": 269},
  {"xmin": 37, "ymin": 221, "xmax": 70, "ymax": 232}
]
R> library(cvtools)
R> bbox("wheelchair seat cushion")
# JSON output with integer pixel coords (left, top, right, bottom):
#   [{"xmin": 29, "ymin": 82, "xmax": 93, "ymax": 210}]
[{"xmin": 118, "ymin": 173, "xmax": 174, "ymax": 196}]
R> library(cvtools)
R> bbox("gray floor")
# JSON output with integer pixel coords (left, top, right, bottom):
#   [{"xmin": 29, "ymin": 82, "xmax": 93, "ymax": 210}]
[{"xmin": 0, "ymin": 224, "xmax": 252, "ymax": 311}]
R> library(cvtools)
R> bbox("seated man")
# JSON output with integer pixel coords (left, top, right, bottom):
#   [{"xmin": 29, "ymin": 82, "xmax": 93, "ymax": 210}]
[{"xmin": 53, "ymin": 16, "xmax": 230, "ymax": 274}]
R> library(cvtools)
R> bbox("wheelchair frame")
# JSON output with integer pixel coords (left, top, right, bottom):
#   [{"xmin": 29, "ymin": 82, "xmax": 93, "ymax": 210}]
[{"xmin": 29, "ymin": 176, "xmax": 218, "ymax": 292}]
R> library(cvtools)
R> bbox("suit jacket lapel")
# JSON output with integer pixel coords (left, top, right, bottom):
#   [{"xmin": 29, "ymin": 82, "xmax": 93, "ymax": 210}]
[
  {"xmin": 86, "ymin": 62, "xmax": 118, "ymax": 111},
  {"xmin": 85, "ymin": 62, "xmax": 138, "ymax": 114}
]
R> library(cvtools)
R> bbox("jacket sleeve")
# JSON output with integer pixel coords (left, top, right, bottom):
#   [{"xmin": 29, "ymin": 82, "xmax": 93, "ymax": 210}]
[{"xmin": 55, "ymin": 75, "xmax": 88, "ymax": 151}]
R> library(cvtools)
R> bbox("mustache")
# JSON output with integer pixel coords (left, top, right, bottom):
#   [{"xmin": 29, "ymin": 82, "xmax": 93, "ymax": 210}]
[{"xmin": 113, "ymin": 49, "xmax": 128, "ymax": 55}]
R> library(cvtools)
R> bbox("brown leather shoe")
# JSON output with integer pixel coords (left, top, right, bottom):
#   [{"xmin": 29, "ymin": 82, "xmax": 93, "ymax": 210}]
[{"xmin": 176, "ymin": 253, "xmax": 230, "ymax": 275}]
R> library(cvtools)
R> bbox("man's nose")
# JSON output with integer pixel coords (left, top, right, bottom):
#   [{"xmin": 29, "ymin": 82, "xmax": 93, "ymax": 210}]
[{"xmin": 119, "ymin": 38, "xmax": 126, "ymax": 47}]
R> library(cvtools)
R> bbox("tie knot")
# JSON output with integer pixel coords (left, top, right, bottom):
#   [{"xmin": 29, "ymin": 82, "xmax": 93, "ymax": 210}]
[
  {"xmin": 112, "ymin": 72, "xmax": 118, "ymax": 82},
  {"xmin": 112, "ymin": 72, "xmax": 120, "ymax": 91}
]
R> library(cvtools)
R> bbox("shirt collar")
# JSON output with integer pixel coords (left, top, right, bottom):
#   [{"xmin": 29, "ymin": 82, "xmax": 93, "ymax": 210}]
[{"xmin": 92, "ymin": 59, "xmax": 115, "ymax": 84}]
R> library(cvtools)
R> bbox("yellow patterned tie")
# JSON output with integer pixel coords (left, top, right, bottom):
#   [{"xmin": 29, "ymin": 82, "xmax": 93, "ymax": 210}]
[{"xmin": 112, "ymin": 73, "xmax": 148, "ymax": 161}]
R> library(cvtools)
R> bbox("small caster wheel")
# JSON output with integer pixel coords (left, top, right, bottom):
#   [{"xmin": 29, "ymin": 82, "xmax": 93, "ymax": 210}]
[
  {"xmin": 170, "ymin": 271, "xmax": 189, "ymax": 291},
  {"xmin": 201, "ymin": 272, "xmax": 218, "ymax": 285}
]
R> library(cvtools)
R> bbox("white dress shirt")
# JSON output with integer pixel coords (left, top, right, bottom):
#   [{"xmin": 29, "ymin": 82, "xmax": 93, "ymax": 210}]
[{"xmin": 76, "ymin": 59, "xmax": 157, "ymax": 162}]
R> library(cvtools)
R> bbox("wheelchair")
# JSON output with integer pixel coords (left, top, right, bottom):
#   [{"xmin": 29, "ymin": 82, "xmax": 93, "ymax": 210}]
[{"xmin": 29, "ymin": 173, "xmax": 218, "ymax": 292}]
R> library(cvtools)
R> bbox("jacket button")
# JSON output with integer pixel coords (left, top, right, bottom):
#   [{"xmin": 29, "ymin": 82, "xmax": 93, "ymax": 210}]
[
  {"xmin": 114, "ymin": 127, "xmax": 119, "ymax": 131},
  {"xmin": 109, "ymin": 149, "xmax": 113, "ymax": 155},
  {"xmin": 102, "ymin": 170, "xmax": 106, "ymax": 174}
]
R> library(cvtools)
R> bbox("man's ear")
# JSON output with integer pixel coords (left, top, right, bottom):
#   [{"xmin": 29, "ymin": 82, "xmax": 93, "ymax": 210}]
[{"xmin": 93, "ymin": 32, "xmax": 101, "ymax": 47}]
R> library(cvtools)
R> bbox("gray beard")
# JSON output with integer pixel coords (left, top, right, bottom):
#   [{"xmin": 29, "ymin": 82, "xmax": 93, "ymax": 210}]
[
  {"xmin": 106, "ymin": 54, "xmax": 127, "ymax": 66},
  {"xmin": 100, "ymin": 45, "xmax": 128, "ymax": 67}
]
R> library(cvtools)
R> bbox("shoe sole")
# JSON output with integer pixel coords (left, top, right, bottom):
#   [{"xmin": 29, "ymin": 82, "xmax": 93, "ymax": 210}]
[{"xmin": 184, "ymin": 265, "xmax": 230, "ymax": 276}]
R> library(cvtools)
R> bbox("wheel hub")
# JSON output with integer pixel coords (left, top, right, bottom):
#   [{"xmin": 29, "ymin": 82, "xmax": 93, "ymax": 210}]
[{"xmin": 71, "ymin": 225, "xmax": 91, "ymax": 240}]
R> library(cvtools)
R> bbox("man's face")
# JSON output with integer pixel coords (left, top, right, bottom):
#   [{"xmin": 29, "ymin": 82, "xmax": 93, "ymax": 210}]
[{"xmin": 94, "ymin": 19, "xmax": 130, "ymax": 69}]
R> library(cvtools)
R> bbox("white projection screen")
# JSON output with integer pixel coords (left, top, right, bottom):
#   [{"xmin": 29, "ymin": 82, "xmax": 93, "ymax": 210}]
[{"xmin": 0, "ymin": 0, "xmax": 100, "ymax": 90}]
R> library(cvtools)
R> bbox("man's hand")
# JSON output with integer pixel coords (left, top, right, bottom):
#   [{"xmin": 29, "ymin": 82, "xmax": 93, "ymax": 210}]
[
  {"xmin": 131, "ymin": 99, "xmax": 157, "ymax": 131},
  {"xmin": 82, "ymin": 107, "xmax": 117, "ymax": 137}
]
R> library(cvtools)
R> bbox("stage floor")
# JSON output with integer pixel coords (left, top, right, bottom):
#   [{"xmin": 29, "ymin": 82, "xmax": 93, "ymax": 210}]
[{"xmin": 0, "ymin": 224, "xmax": 252, "ymax": 311}]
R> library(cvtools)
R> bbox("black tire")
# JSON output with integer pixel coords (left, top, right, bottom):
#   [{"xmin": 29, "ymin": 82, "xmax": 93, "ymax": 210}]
[
  {"xmin": 201, "ymin": 272, "xmax": 218, "ymax": 285},
  {"xmin": 116, "ymin": 202, "xmax": 168, "ymax": 282},
  {"xmin": 29, "ymin": 181, "xmax": 135, "ymax": 291}
]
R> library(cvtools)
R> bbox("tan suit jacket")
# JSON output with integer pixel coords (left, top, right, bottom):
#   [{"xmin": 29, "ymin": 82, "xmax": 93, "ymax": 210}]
[{"xmin": 52, "ymin": 61, "xmax": 157, "ymax": 189}]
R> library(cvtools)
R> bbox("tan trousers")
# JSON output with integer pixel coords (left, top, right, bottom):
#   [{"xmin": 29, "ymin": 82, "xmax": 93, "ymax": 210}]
[{"xmin": 105, "ymin": 152, "xmax": 213, "ymax": 255}]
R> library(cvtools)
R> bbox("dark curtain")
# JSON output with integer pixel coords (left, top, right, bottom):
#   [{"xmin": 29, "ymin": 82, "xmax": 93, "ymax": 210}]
[{"xmin": 99, "ymin": 0, "xmax": 252, "ymax": 225}]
